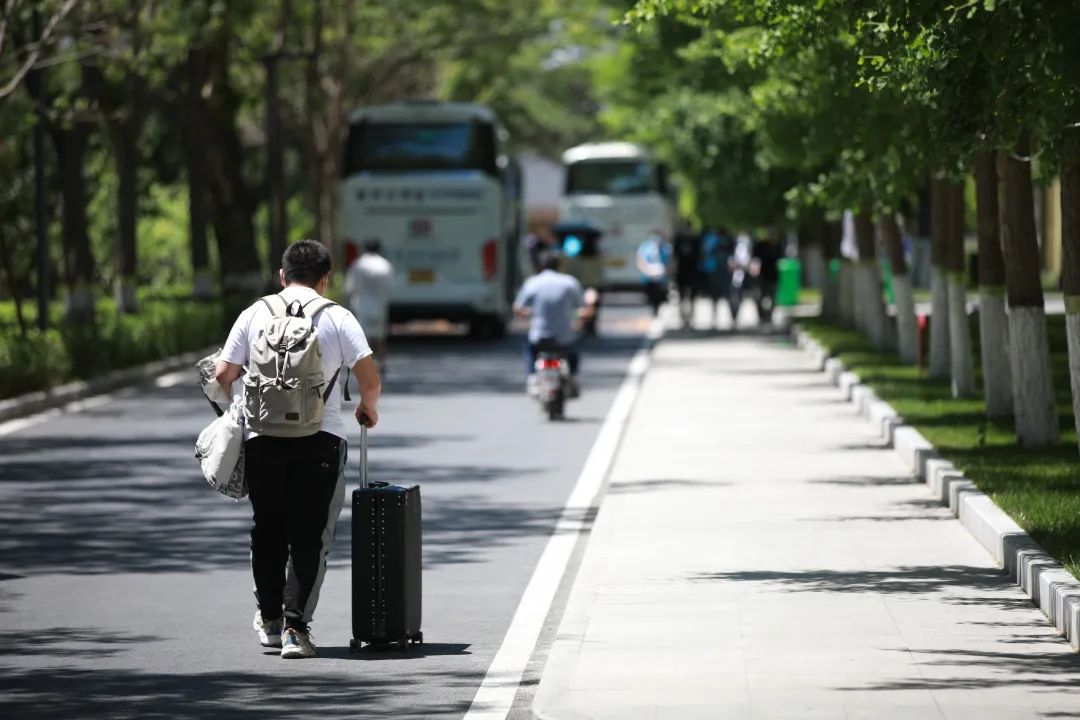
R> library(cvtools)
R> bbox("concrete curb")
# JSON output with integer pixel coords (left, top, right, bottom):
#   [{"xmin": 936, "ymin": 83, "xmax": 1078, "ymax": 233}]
[
  {"xmin": 0, "ymin": 346, "xmax": 216, "ymax": 424},
  {"xmin": 792, "ymin": 324, "xmax": 1080, "ymax": 651}
]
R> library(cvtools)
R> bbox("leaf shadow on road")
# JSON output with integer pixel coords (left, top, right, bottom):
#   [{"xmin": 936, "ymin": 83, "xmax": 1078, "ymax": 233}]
[{"xmin": 0, "ymin": 664, "xmax": 481, "ymax": 719}]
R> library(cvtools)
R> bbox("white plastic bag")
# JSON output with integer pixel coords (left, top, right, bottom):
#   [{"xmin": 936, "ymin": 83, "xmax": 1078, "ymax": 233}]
[{"xmin": 195, "ymin": 398, "xmax": 247, "ymax": 499}]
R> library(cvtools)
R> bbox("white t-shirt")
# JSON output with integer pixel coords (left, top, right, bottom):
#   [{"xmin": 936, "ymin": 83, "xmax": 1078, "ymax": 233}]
[
  {"xmin": 345, "ymin": 254, "xmax": 393, "ymax": 336},
  {"xmin": 220, "ymin": 286, "xmax": 373, "ymax": 440}
]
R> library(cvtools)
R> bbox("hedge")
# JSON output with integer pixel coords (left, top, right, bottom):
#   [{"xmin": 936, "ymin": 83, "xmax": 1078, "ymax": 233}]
[{"xmin": 0, "ymin": 296, "xmax": 248, "ymax": 401}]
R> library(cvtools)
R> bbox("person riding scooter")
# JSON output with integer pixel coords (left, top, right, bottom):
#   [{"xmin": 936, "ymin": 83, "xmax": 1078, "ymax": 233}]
[{"xmin": 513, "ymin": 252, "xmax": 594, "ymax": 398}]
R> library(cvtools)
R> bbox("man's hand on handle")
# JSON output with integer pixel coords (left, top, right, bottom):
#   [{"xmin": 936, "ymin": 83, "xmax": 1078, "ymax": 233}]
[{"xmin": 356, "ymin": 403, "xmax": 378, "ymax": 429}]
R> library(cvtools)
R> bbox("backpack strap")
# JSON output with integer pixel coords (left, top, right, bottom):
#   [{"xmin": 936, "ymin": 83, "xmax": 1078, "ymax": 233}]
[
  {"xmin": 296, "ymin": 296, "xmax": 345, "ymax": 403},
  {"xmin": 259, "ymin": 294, "xmax": 289, "ymax": 317}
]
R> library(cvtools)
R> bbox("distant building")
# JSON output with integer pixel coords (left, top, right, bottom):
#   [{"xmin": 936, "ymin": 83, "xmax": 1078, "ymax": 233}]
[{"xmin": 519, "ymin": 152, "xmax": 565, "ymax": 231}]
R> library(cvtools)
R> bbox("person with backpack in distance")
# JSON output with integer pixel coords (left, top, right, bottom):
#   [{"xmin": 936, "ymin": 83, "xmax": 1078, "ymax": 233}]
[
  {"xmin": 214, "ymin": 239, "xmax": 381, "ymax": 659},
  {"xmin": 345, "ymin": 237, "xmax": 394, "ymax": 374}
]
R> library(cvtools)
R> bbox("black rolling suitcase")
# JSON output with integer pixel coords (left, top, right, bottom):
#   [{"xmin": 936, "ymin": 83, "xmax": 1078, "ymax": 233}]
[{"xmin": 350, "ymin": 425, "xmax": 423, "ymax": 651}]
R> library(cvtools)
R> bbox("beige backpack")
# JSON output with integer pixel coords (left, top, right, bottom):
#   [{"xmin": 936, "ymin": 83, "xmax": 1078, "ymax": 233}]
[{"xmin": 242, "ymin": 294, "xmax": 340, "ymax": 437}]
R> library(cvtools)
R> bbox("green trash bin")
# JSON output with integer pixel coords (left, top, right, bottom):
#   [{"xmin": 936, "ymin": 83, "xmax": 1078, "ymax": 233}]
[
  {"xmin": 880, "ymin": 258, "xmax": 896, "ymax": 305},
  {"xmin": 776, "ymin": 258, "xmax": 801, "ymax": 307}
]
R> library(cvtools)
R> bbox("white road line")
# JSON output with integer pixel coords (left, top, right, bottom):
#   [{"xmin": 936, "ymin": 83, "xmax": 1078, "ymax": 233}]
[
  {"xmin": 0, "ymin": 370, "xmax": 191, "ymax": 439},
  {"xmin": 462, "ymin": 319, "xmax": 663, "ymax": 720},
  {"xmin": 0, "ymin": 393, "xmax": 117, "ymax": 438}
]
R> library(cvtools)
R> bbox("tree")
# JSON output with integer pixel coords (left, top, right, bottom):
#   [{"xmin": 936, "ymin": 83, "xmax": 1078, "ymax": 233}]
[
  {"xmin": 944, "ymin": 178, "xmax": 975, "ymax": 397},
  {"xmin": 881, "ymin": 213, "xmax": 916, "ymax": 363},
  {"xmin": 973, "ymin": 146, "xmax": 1012, "ymax": 418}
]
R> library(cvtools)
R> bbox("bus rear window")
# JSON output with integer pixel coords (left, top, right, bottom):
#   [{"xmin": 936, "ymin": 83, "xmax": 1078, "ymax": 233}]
[
  {"xmin": 344, "ymin": 121, "xmax": 497, "ymax": 175},
  {"xmin": 565, "ymin": 160, "xmax": 657, "ymax": 195}
]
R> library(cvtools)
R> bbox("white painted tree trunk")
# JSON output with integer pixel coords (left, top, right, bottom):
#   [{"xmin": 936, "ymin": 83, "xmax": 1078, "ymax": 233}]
[
  {"xmin": 1009, "ymin": 305, "xmax": 1060, "ymax": 447},
  {"xmin": 1066, "ymin": 312, "xmax": 1080, "ymax": 454},
  {"xmin": 115, "ymin": 278, "xmax": 138, "ymax": 313},
  {"xmin": 64, "ymin": 285, "xmax": 96, "ymax": 323},
  {"xmin": 947, "ymin": 276, "xmax": 976, "ymax": 397},
  {"xmin": 193, "ymin": 270, "xmax": 215, "ymax": 300},
  {"xmin": 929, "ymin": 265, "xmax": 951, "ymax": 378},
  {"xmin": 978, "ymin": 291, "xmax": 1013, "ymax": 418},
  {"xmin": 893, "ymin": 274, "xmax": 918, "ymax": 364},
  {"xmin": 802, "ymin": 244, "xmax": 826, "ymax": 297},
  {"xmin": 839, "ymin": 262, "xmax": 855, "ymax": 327}
]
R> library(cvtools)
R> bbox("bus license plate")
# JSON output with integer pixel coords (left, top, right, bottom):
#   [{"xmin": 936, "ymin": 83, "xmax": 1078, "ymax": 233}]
[
  {"xmin": 605, "ymin": 257, "xmax": 627, "ymax": 268},
  {"xmin": 408, "ymin": 269, "xmax": 435, "ymax": 284}
]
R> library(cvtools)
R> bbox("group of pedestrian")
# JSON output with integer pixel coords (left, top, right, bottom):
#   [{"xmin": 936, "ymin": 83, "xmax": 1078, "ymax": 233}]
[{"xmin": 673, "ymin": 225, "xmax": 782, "ymax": 330}]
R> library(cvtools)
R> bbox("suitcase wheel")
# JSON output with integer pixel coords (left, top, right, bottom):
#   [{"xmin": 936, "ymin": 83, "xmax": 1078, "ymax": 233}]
[
  {"xmin": 416, "ymin": 632, "xmax": 424, "ymax": 645},
  {"xmin": 397, "ymin": 639, "xmax": 409, "ymax": 652},
  {"xmin": 349, "ymin": 638, "xmax": 358, "ymax": 653}
]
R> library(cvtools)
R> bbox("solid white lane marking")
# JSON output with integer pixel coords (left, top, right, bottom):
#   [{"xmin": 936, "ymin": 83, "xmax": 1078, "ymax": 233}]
[
  {"xmin": 462, "ymin": 320, "xmax": 661, "ymax": 720},
  {"xmin": 0, "ymin": 393, "xmax": 117, "ymax": 438},
  {"xmin": 155, "ymin": 370, "xmax": 189, "ymax": 388}
]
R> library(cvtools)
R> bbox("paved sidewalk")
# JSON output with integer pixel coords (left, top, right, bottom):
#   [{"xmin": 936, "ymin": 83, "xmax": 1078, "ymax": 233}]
[{"xmin": 533, "ymin": 321, "xmax": 1080, "ymax": 719}]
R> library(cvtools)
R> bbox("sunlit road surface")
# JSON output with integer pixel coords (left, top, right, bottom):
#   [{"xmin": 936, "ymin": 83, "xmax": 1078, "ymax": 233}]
[{"xmin": 0, "ymin": 295, "xmax": 652, "ymax": 719}]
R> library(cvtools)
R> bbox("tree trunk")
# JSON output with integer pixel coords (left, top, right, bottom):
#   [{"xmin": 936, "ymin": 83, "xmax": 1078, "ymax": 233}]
[
  {"xmin": 800, "ymin": 214, "xmax": 827, "ymax": 302},
  {"xmin": 838, "ymin": 259, "xmax": 856, "ymax": 327},
  {"xmin": 205, "ymin": 28, "xmax": 264, "ymax": 293},
  {"xmin": 882, "ymin": 214, "xmax": 917, "ymax": 363},
  {"xmin": 185, "ymin": 47, "xmax": 214, "ymax": 300},
  {"xmin": 998, "ymin": 135, "xmax": 1059, "ymax": 447},
  {"xmin": 944, "ymin": 180, "xmax": 976, "ymax": 397},
  {"xmin": 821, "ymin": 219, "xmax": 842, "ymax": 320},
  {"xmin": 113, "ymin": 116, "xmax": 139, "ymax": 313},
  {"xmin": 973, "ymin": 148, "xmax": 1013, "ymax": 418},
  {"xmin": 929, "ymin": 177, "xmax": 951, "ymax": 378},
  {"xmin": 51, "ymin": 123, "xmax": 96, "ymax": 323},
  {"xmin": 854, "ymin": 211, "xmax": 887, "ymax": 348},
  {"xmin": 1061, "ymin": 129, "xmax": 1080, "ymax": 455}
]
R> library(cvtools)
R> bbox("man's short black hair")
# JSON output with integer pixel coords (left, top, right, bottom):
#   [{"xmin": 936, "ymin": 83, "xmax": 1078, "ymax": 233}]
[
  {"xmin": 541, "ymin": 252, "xmax": 562, "ymax": 272},
  {"xmin": 363, "ymin": 238, "xmax": 382, "ymax": 255},
  {"xmin": 282, "ymin": 239, "xmax": 332, "ymax": 286}
]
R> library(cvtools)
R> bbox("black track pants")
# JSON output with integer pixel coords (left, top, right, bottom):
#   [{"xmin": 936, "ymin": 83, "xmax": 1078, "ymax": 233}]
[{"xmin": 245, "ymin": 431, "xmax": 347, "ymax": 631}]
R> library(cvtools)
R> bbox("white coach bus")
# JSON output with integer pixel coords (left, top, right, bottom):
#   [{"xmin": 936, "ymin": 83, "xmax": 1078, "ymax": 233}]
[
  {"xmin": 341, "ymin": 101, "xmax": 522, "ymax": 338},
  {"xmin": 558, "ymin": 142, "xmax": 676, "ymax": 291}
]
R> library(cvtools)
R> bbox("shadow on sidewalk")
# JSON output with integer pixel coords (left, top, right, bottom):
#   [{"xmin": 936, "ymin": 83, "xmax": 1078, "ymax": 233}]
[
  {"xmin": 687, "ymin": 565, "xmax": 1037, "ymax": 610},
  {"xmin": 606, "ymin": 478, "xmax": 729, "ymax": 494},
  {"xmin": 835, "ymin": 646, "xmax": 1080, "ymax": 693}
]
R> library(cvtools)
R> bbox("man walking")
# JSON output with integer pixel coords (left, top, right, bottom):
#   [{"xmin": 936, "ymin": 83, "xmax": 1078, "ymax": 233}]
[
  {"xmin": 345, "ymin": 238, "xmax": 394, "ymax": 371},
  {"xmin": 215, "ymin": 239, "xmax": 381, "ymax": 659}
]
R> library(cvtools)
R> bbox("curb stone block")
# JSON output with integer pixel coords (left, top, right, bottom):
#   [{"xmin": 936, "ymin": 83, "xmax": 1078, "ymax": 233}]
[
  {"xmin": 838, "ymin": 371, "xmax": 860, "ymax": 399},
  {"xmin": 789, "ymin": 324, "xmax": 1080, "ymax": 651},
  {"xmin": 925, "ymin": 459, "xmax": 959, "ymax": 503},
  {"xmin": 824, "ymin": 357, "xmax": 844, "ymax": 384}
]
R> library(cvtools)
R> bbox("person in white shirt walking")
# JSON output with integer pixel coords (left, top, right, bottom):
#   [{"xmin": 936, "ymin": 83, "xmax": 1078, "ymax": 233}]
[
  {"xmin": 345, "ymin": 238, "xmax": 394, "ymax": 372},
  {"xmin": 214, "ymin": 240, "xmax": 381, "ymax": 659}
]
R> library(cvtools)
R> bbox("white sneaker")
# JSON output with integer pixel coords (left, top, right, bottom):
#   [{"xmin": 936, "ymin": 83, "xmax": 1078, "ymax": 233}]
[
  {"xmin": 281, "ymin": 627, "xmax": 317, "ymax": 659},
  {"xmin": 253, "ymin": 610, "xmax": 283, "ymax": 648}
]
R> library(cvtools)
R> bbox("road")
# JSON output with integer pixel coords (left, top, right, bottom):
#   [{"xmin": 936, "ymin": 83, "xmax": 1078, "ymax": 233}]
[{"xmin": 0, "ymin": 298, "xmax": 652, "ymax": 719}]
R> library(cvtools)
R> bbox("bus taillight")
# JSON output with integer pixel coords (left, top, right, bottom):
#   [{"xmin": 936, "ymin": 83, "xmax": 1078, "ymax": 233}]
[{"xmin": 482, "ymin": 239, "xmax": 498, "ymax": 280}]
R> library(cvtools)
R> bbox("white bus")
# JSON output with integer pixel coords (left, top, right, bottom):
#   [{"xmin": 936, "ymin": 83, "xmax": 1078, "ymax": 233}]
[
  {"xmin": 558, "ymin": 142, "xmax": 676, "ymax": 291},
  {"xmin": 341, "ymin": 101, "xmax": 522, "ymax": 338}
]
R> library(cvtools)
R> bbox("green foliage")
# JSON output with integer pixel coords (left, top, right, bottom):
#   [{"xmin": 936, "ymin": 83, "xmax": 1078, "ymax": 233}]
[{"xmin": 0, "ymin": 296, "xmax": 234, "ymax": 399}]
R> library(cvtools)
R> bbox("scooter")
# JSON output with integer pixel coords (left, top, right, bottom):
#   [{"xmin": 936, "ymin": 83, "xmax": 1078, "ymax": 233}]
[{"xmin": 534, "ymin": 349, "xmax": 574, "ymax": 421}]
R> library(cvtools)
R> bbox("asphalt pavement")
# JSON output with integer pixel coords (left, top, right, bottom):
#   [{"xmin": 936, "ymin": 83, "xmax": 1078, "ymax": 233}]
[{"xmin": 0, "ymin": 297, "xmax": 652, "ymax": 720}]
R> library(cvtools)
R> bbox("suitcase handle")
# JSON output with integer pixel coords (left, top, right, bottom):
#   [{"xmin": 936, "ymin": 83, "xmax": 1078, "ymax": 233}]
[{"xmin": 359, "ymin": 422, "xmax": 369, "ymax": 489}]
